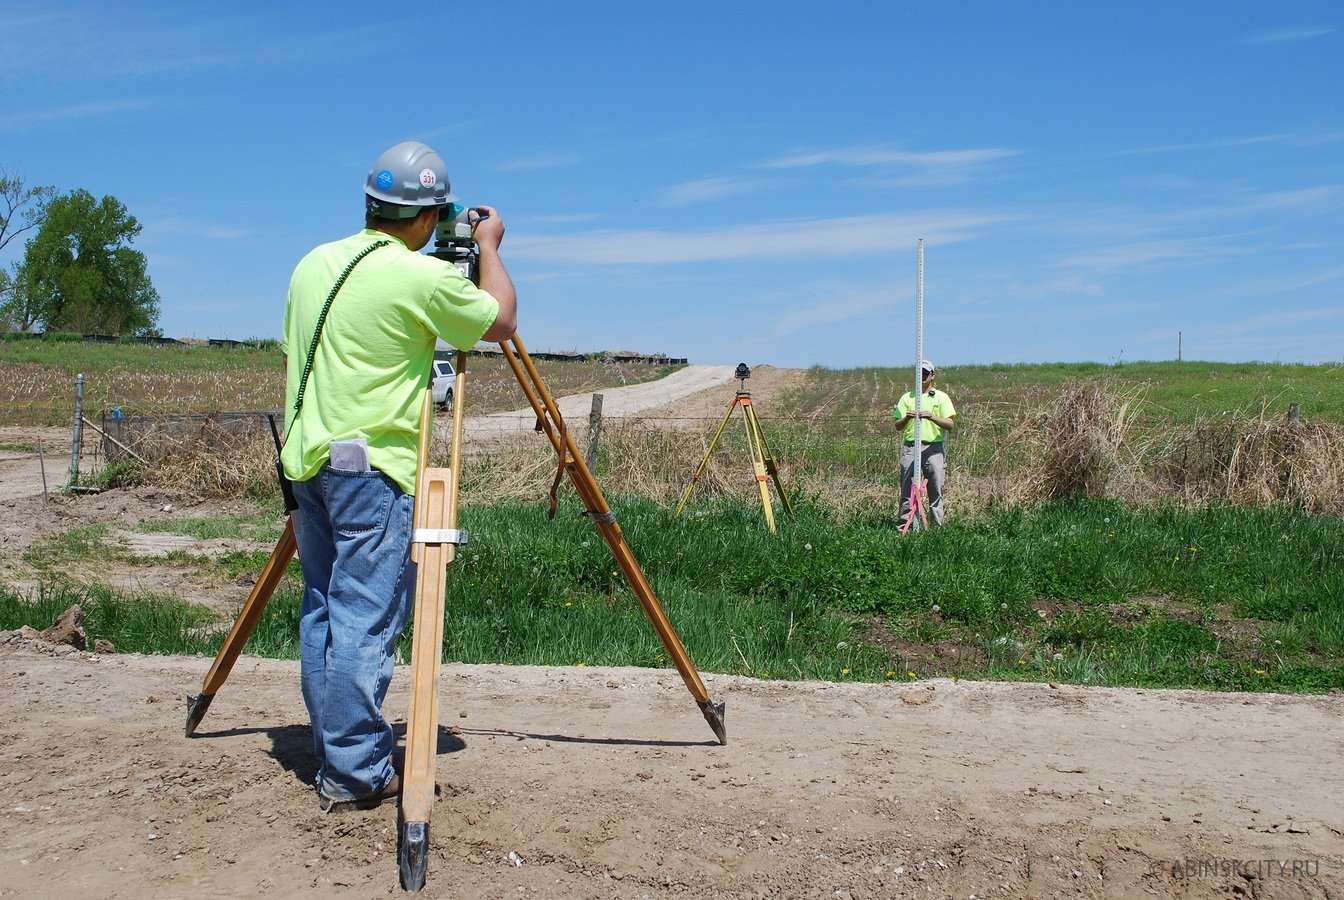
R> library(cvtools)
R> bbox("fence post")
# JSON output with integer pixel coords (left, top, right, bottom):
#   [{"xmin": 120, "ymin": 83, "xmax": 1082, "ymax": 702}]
[
  {"xmin": 586, "ymin": 394, "xmax": 604, "ymax": 473},
  {"xmin": 68, "ymin": 373, "xmax": 85, "ymax": 487}
]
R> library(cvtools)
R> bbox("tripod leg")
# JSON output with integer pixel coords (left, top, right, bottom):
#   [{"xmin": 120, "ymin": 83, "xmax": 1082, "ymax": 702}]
[
  {"xmin": 398, "ymin": 466, "xmax": 455, "ymax": 891},
  {"xmin": 740, "ymin": 400, "xmax": 777, "ymax": 533},
  {"xmin": 743, "ymin": 401, "xmax": 794, "ymax": 519},
  {"xmin": 500, "ymin": 336, "xmax": 726, "ymax": 744},
  {"xmin": 185, "ymin": 517, "xmax": 297, "ymax": 736},
  {"xmin": 399, "ymin": 361, "xmax": 469, "ymax": 892},
  {"xmin": 674, "ymin": 397, "xmax": 739, "ymax": 519}
]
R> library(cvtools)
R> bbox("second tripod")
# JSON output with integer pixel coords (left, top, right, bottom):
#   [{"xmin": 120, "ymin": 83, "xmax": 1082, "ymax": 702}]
[{"xmin": 675, "ymin": 364, "xmax": 793, "ymax": 532}]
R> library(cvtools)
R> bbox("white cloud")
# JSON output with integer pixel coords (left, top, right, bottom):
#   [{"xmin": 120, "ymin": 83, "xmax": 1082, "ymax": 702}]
[
  {"xmin": 0, "ymin": 98, "xmax": 158, "ymax": 130},
  {"xmin": 1057, "ymin": 232, "xmax": 1259, "ymax": 273},
  {"xmin": 1116, "ymin": 134, "xmax": 1291, "ymax": 155},
  {"xmin": 141, "ymin": 218, "xmax": 249, "ymax": 244},
  {"xmin": 506, "ymin": 211, "xmax": 1013, "ymax": 265},
  {"xmin": 651, "ymin": 175, "xmax": 775, "ymax": 207},
  {"xmin": 762, "ymin": 146, "xmax": 1019, "ymax": 170},
  {"xmin": 1238, "ymin": 26, "xmax": 1335, "ymax": 45},
  {"xmin": 495, "ymin": 153, "xmax": 586, "ymax": 172},
  {"xmin": 762, "ymin": 285, "xmax": 896, "ymax": 341},
  {"xmin": 0, "ymin": 8, "xmax": 372, "ymax": 83}
]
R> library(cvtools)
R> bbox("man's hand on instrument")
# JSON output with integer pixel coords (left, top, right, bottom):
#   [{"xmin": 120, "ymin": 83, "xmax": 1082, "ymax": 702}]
[{"xmin": 468, "ymin": 205, "xmax": 504, "ymax": 251}]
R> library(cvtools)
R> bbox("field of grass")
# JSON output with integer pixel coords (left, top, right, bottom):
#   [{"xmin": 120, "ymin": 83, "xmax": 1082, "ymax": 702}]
[
  {"xmin": 0, "ymin": 339, "xmax": 681, "ymax": 424},
  {"xmin": 2, "ymin": 342, "xmax": 1341, "ymax": 694},
  {"xmin": 4, "ymin": 496, "xmax": 1341, "ymax": 692}
]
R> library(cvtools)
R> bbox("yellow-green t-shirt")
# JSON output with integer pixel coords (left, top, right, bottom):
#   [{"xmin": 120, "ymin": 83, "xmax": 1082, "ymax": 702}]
[
  {"xmin": 281, "ymin": 230, "xmax": 499, "ymax": 494},
  {"xmin": 893, "ymin": 388, "xmax": 956, "ymax": 443}
]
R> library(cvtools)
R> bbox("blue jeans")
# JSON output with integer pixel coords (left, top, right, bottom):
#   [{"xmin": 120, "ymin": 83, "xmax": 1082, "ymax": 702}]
[{"xmin": 292, "ymin": 465, "xmax": 415, "ymax": 801}]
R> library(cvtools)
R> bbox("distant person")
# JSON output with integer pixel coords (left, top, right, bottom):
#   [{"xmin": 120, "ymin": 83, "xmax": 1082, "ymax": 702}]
[
  {"xmin": 892, "ymin": 359, "xmax": 956, "ymax": 528},
  {"xmin": 280, "ymin": 140, "xmax": 517, "ymax": 812}
]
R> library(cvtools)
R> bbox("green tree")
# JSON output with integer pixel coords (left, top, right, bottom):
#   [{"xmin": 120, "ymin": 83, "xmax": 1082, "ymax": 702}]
[
  {"xmin": 4, "ymin": 189, "xmax": 161, "ymax": 335},
  {"xmin": 0, "ymin": 169, "xmax": 56, "ymax": 331}
]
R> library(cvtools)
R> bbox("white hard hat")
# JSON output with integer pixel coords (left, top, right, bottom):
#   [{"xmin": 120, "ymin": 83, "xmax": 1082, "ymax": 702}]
[{"xmin": 364, "ymin": 140, "xmax": 455, "ymax": 219}]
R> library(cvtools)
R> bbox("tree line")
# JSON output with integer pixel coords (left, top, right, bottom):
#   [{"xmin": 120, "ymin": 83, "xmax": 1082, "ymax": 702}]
[{"xmin": 0, "ymin": 168, "xmax": 161, "ymax": 337}]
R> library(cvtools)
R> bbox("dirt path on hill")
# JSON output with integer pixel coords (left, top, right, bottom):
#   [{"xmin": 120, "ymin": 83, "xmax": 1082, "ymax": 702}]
[{"xmin": 453, "ymin": 364, "xmax": 803, "ymax": 445}]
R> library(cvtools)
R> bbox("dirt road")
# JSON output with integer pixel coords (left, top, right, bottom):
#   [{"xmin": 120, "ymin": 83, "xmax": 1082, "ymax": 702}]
[{"xmin": 459, "ymin": 364, "xmax": 740, "ymax": 442}]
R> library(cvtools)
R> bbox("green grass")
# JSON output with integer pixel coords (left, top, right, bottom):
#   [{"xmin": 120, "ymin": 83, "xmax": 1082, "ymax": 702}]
[
  {"xmin": 136, "ymin": 512, "xmax": 286, "ymax": 542},
  {"xmin": 5, "ymin": 496, "xmax": 1339, "ymax": 693},
  {"xmin": 0, "ymin": 582, "xmax": 218, "ymax": 655},
  {"xmin": 784, "ymin": 361, "xmax": 1344, "ymax": 427},
  {"xmin": 4, "ymin": 350, "xmax": 1342, "ymax": 692}
]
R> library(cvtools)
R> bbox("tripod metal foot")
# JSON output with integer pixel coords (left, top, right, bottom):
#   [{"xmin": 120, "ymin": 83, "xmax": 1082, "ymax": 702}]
[
  {"xmin": 699, "ymin": 699, "xmax": 727, "ymax": 745},
  {"xmin": 399, "ymin": 820, "xmax": 430, "ymax": 892},
  {"xmin": 184, "ymin": 692, "xmax": 214, "ymax": 737}
]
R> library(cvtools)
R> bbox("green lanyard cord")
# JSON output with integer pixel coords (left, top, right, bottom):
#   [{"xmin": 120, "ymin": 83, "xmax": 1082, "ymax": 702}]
[{"xmin": 284, "ymin": 239, "xmax": 392, "ymax": 440}]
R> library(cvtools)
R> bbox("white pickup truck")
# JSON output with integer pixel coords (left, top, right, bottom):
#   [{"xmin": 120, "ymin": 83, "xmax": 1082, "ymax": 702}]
[{"xmin": 431, "ymin": 357, "xmax": 454, "ymax": 411}]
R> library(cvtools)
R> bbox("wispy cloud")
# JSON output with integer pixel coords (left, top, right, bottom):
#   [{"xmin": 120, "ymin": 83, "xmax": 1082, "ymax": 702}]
[
  {"xmin": 0, "ymin": 98, "xmax": 159, "ymax": 130},
  {"xmin": 0, "ymin": 8, "xmax": 372, "ymax": 83},
  {"xmin": 757, "ymin": 144, "xmax": 1019, "ymax": 188},
  {"xmin": 1238, "ymin": 25, "xmax": 1335, "ymax": 45},
  {"xmin": 1236, "ymin": 186, "xmax": 1342, "ymax": 212},
  {"xmin": 762, "ymin": 146, "xmax": 1019, "ymax": 169},
  {"xmin": 141, "ymin": 218, "xmax": 249, "ymax": 244},
  {"xmin": 507, "ymin": 211, "xmax": 1012, "ymax": 265},
  {"xmin": 650, "ymin": 175, "xmax": 775, "ymax": 207},
  {"xmin": 495, "ymin": 153, "xmax": 586, "ymax": 172},
  {"xmin": 764, "ymin": 285, "xmax": 896, "ymax": 340},
  {"xmin": 1057, "ymin": 232, "xmax": 1261, "ymax": 273},
  {"xmin": 524, "ymin": 212, "xmax": 602, "ymax": 226},
  {"xmin": 1116, "ymin": 134, "xmax": 1292, "ymax": 155}
]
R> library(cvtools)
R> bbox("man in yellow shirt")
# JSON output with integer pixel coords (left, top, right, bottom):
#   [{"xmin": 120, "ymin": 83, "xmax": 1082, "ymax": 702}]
[
  {"xmin": 892, "ymin": 359, "xmax": 956, "ymax": 528},
  {"xmin": 281, "ymin": 141, "xmax": 517, "ymax": 811}
]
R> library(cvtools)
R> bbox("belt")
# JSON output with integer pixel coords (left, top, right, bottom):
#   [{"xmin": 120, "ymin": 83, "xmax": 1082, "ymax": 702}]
[{"xmin": 903, "ymin": 440, "xmax": 944, "ymax": 447}]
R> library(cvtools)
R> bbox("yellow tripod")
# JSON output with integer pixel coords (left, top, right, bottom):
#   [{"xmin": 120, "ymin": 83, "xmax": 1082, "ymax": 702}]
[{"xmin": 675, "ymin": 366, "xmax": 793, "ymax": 532}]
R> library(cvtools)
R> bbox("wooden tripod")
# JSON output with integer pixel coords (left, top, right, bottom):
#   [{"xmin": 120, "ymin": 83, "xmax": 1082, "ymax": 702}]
[
  {"xmin": 397, "ymin": 349, "xmax": 469, "ymax": 890},
  {"xmin": 184, "ymin": 337, "xmax": 725, "ymax": 893},
  {"xmin": 674, "ymin": 387, "xmax": 793, "ymax": 533}
]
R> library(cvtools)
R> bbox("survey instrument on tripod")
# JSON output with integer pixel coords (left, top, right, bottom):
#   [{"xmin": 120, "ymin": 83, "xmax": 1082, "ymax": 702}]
[
  {"xmin": 674, "ymin": 363, "xmax": 793, "ymax": 533},
  {"xmin": 188, "ymin": 195, "xmax": 724, "ymax": 894}
]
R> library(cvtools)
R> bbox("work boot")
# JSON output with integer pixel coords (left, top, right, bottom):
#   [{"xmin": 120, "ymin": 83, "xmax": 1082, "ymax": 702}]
[{"xmin": 319, "ymin": 773, "xmax": 400, "ymax": 814}]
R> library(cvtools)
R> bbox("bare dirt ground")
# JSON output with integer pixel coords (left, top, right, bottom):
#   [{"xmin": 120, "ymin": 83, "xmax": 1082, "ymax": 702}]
[{"xmin": 2, "ymin": 371, "xmax": 1343, "ymax": 899}]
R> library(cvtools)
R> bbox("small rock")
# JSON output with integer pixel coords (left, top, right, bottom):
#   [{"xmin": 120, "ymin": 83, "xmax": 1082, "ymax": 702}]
[{"xmin": 40, "ymin": 605, "xmax": 87, "ymax": 650}]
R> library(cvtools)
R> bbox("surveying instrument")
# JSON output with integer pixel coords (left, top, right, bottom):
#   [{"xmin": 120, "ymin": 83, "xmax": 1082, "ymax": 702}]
[
  {"xmin": 184, "ymin": 206, "xmax": 726, "ymax": 893},
  {"xmin": 674, "ymin": 362, "xmax": 793, "ymax": 532},
  {"xmin": 901, "ymin": 239, "xmax": 931, "ymax": 534}
]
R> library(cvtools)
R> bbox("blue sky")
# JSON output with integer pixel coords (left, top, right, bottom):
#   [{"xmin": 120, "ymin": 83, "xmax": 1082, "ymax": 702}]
[{"xmin": 2, "ymin": 2, "xmax": 1340, "ymax": 369}]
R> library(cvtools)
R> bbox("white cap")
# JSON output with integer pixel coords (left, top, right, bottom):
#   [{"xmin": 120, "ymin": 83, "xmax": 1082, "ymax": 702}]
[{"xmin": 919, "ymin": 359, "xmax": 935, "ymax": 374}]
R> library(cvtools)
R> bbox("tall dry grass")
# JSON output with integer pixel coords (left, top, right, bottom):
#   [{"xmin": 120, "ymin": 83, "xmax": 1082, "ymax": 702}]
[
  {"xmin": 111, "ymin": 381, "xmax": 1344, "ymax": 520},
  {"xmin": 1161, "ymin": 416, "xmax": 1344, "ymax": 514}
]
